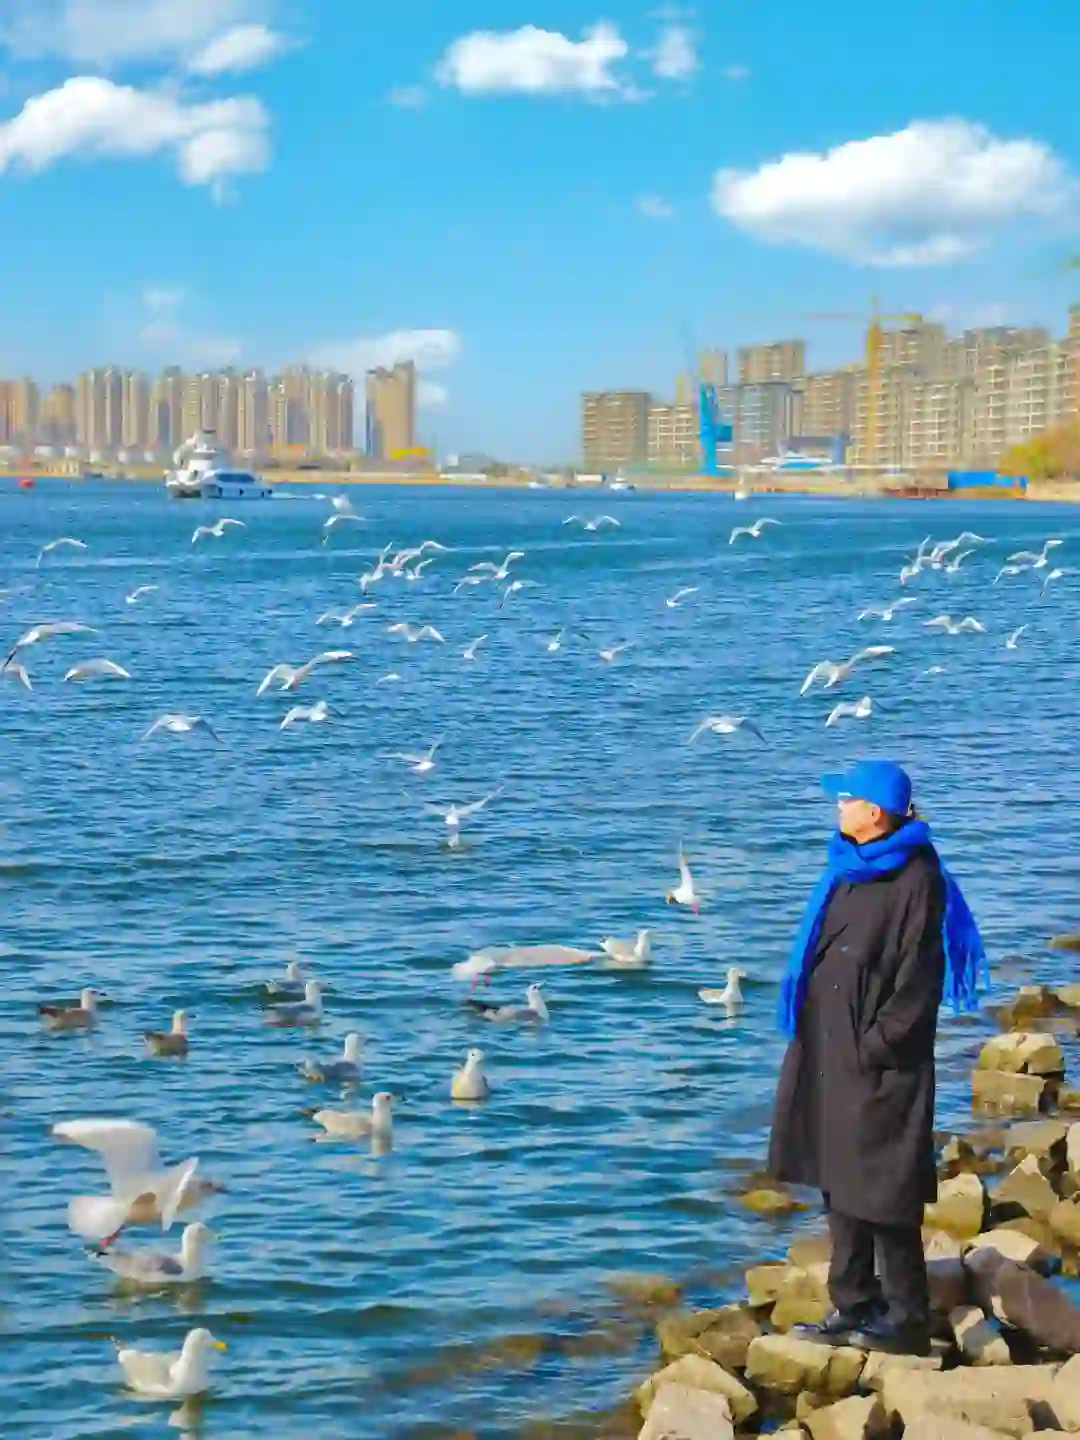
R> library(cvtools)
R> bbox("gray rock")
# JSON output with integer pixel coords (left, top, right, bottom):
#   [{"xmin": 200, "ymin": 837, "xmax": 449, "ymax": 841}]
[
  {"xmin": 636, "ymin": 1382, "xmax": 734, "ymax": 1440},
  {"xmin": 949, "ymin": 1304, "xmax": 1013, "ymax": 1365},
  {"xmin": 965, "ymin": 1228, "xmax": 1058, "ymax": 1275},
  {"xmin": 635, "ymin": 1353, "xmax": 757, "ymax": 1425},
  {"xmin": 966, "ymin": 1248, "xmax": 1080, "ymax": 1354},
  {"xmin": 994, "ymin": 1155, "xmax": 1060, "ymax": 1224}
]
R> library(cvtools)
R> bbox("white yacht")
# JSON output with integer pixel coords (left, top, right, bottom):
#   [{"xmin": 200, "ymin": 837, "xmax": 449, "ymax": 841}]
[{"xmin": 165, "ymin": 432, "xmax": 273, "ymax": 500}]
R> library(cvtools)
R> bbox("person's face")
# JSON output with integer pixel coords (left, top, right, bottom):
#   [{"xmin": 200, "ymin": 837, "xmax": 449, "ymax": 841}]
[{"xmin": 836, "ymin": 794, "xmax": 884, "ymax": 841}]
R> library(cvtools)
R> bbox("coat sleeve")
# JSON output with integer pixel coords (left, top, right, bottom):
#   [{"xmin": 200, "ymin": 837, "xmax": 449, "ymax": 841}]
[{"xmin": 860, "ymin": 865, "xmax": 946, "ymax": 1071}]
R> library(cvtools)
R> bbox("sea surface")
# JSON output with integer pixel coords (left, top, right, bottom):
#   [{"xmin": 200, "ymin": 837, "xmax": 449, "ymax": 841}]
[{"xmin": 2, "ymin": 481, "xmax": 1080, "ymax": 1438}]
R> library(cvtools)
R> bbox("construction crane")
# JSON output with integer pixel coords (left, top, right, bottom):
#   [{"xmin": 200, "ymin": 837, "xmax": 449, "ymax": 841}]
[
  {"xmin": 699, "ymin": 381, "xmax": 732, "ymax": 475},
  {"xmin": 737, "ymin": 298, "xmax": 923, "ymax": 462}
]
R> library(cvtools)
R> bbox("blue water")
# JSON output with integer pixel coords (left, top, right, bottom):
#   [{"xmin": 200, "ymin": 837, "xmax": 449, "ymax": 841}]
[{"xmin": 3, "ymin": 482, "xmax": 1080, "ymax": 1438}]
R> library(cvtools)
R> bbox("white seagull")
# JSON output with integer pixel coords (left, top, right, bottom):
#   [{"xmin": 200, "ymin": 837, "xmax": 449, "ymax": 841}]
[
  {"xmin": 688, "ymin": 714, "xmax": 766, "ymax": 746},
  {"xmin": 1042, "ymin": 566, "xmax": 1071, "ymax": 595},
  {"xmin": 321, "ymin": 513, "xmax": 364, "ymax": 544},
  {"xmin": 462, "ymin": 634, "xmax": 488, "ymax": 662},
  {"xmin": 331, "ymin": 494, "xmax": 357, "ymax": 515},
  {"xmin": 265, "ymin": 960, "xmax": 306, "ymax": 998},
  {"xmin": 256, "ymin": 650, "xmax": 355, "ymax": 695},
  {"xmin": 3, "ymin": 620, "xmax": 97, "ymax": 669},
  {"xmin": 38, "ymin": 986, "xmax": 100, "ymax": 1032},
  {"xmin": 451, "ymin": 944, "xmax": 600, "ymax": 985},
  {"xmin": 141, "ymin": 714, "xmax": 222, "ymax": 743},
  {"xmin": 384, "ymin": 739, "xmax": 442, "ymax": 775},
  {"xmin": 699, "ymin": 966, "xmax": 748, "ymax": 1008},
  {"xmin": 309, "ymin": 1093, "xmax": 394, "ymax": 1142},
  {"xmin": 423, "ymin": 787, "xmax": 502, "ymax": 843},
  {"xmin": 468, "ymin": 551, "xmax": 525, "ymax": 580},
  {"xmin": 923, "ymin": 615, "xmax": 986, "ymax": 635},
  {"xmin": 1, "ymin": 659, "xmax": 32, "ymax": 690},
  {"xmin": 386, "ymin": 623, "xmax": 445, "ymax": 644},
  {"xmin": 451, "ymin": 1048, "xmax": 491, "ymax": 1100},
  {"xmin": 192, "ymin": 518, "xmax": 245, "ymax": 544},
  {"xmin": 466, "ymin": 982, "xmax": 549, "ymax": 1024},
  {"xmin": 800, "ymin": 646, "xmax": 894, "ymax": 694},
  {"xmin": 265, "ymin": 978, "xmax": 324, "ymax": 1027},
  {"xmin": 64, "ymin": 658, "xmax": 132, "ymax": 683},
  {"xmin": 51, "ymin": 1118, "xmax": 222, "ymax": 1243},
  {"xmin": 599, "ymin": 642, "xmax": 634, "ymax": 664},
  {"xmin": 125, "ymin": 585, "xmax": 159, "ymax": 605},
  {"xmin": 730, "ymin": 518, "xmax": 780, "ymax": 544},
  {"xmin": 316, "ymin": 604, "xmax": 376, "ymax": 628},
  {"xmin": 563, "ymin": 515, "xmax": 620, "ymax": 531},
  {"xmin": 857, "ymin": 598, "xmax": 918, "ymax": 622},
  {"xmin": 300, "ymin": 1033, "xmax": 364, "ymax": 1083},
  {"xmin": 500, "ymin": 579, "xmax": 540, "ymax": 607},
  {"xmin": 667, "ymin": 849, "xmax": 699, "ymax": 913},
  {"xmin": 546, "ymin": 628, "xmax": 568, "ymax": 653},
  {"xmin": 93, "ymin": 1220, "xmax": 213, "ymax": 1286},
  {"xmin": 666, "ymin": 586, "xmax": 700, "ymax": 609},
  {"xmin": 280, "ymin": 699, "xmax": 342, "ymax": 731},
  {"xmin": 37, "ymin": 537, "xmax": 87, "ymax": 568},
  {"xmin": 115, "ymin": 1327, "xmax": 227, "ymax": 1399},
  {"xmin": 1005, "ymin": 626, "xmax": 1027, "ymax": 650},
  {"xmin": 599, "ymin": 929, "xmax": 652, "ymax": 968},
  {"xmin": 825, "ymin": 695, "xmax": 872, "ymax": 728},
  {"xmin": 144, "ymin": 1010, "xmax": 192, "ymax": 1058}
]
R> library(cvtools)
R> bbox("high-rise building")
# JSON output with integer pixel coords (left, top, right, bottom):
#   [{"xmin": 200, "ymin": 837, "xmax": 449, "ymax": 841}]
[
  {"xmin": 700, "ymin": 348, "xmax": 729, "ymax": 387},
  {"xmin": 738, "ymin": 340, "xmax": 805, "ymax": 385},
  {"xmin": 149, "ymin": 368, "xmax": 184, "ymax": 449},
  {"xmin": 0, "ymin": 378, "xmax": 40, "ymax": 444},
  {"xmin": 366, "ymin": 361, "xmax": 416, "ymax": 459},
  {"xmin": 214, "ymin": 371, "xmax": 240, "ymax": 450},
  {"xmin": 647, "ymin": 403, "xmax": 698, "ymax": 466},
  {"xmin": 731, "ymin": 381, "xmax": 795, "ymax": 459},
  {"xmin": 122, "ymin": 373, "xmax": 150, "ymax": 449},
  {"xmin": 40, "ymin": 384, "xmax": 76, "ymax": 444},
  {"xmin": 237, "ymin": 371, "xmax": 269, "ymax": 453},
  {"xmin": 581, "ymin": 390, "xmax": 650, "ymax": 468},
  {"xmin": 797, "ymin": 367, "xmax": 859, "ymax": 442},
  {"xmin": 76, "ymin": 367, "xmax": 123, "ymax": 450}
]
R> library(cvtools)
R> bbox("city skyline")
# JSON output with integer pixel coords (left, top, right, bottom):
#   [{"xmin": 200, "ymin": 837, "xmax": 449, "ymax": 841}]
[{"xmin": 0, "ymin": 2, "xmax": 1078, "ymax": 456}]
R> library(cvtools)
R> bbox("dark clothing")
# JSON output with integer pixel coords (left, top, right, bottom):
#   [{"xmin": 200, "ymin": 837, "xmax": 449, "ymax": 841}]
[
  {"xmin": 827, "ymin": 1205, "xmax": 929, "ymax": 1329},
  {"xmin": 768, "ymin": 844, "xmax": 946, "ymax": 1227}
]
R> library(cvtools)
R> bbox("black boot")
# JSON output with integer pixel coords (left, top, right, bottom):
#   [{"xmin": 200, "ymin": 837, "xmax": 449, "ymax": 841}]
[
  {"xmin": 845, "ymin": 1314, "xmax": 932, "ymax": 1356},
  {"xmin": 790, "ymin": 1301, "xmax": 884, "ymax": 1347}
]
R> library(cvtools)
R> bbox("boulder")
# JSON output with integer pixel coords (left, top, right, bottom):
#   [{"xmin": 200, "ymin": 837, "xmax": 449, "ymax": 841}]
[
  {"xmin": 977, "ymin": 1034, "xmax": 1066, "ymax": 1078},
  {"xmin": 1068, "ymin": 1124, "xmax": 1080, "ymax": 1177},
  {"xmin": 1006, "ymin": 1122, "xmax": 1069, "ymax": 1164},
  {"xmin": 772, "ymin": 1267, "xmax": 832, "ymax": 1332},
  {"xmin": 788, "ymin": 1234, "xmax": 833, "ymax": 1269},
  {"xmin": 926, "ymin": 1231, "xmax": 965, "ymax": 1261},
  {"xmin": 925, "ymin": 1175, "xmax": 988, "ymax": 1240},
  {"xmin": 657, "ymin": 1305, "xmax": 761, "ymax": 1368},
  {"xmin": 745, "ymin": 1335, "xmax": 865, "ymax": 1398},
  {"xmin": 635, "ymin": 1353, "xmax": 756, "ymax": 1425},
  {"xmin": 928, "ymin": 1256, "xmax": 970, "ymax": 1314},
  {"xmin": 860, "ymin": 1351, "xmax": 944, "ymax": 1391},
  {"xmin": 1057, "ymin": 1089, "xmax": 1080, "ymax": 1113},
  {"xmin": 994, "ymin": 1156, "xmax": 1060, "ymax": 1224},
  {"xmin": 949, "ymin": 1304, "xmax": 1013, "ymax": 1365},
  {"xmin": 1048, "ymin": 1353, "xmax": 1080, "ymax": 1428},
  {"xmin": 1050, "ymin": 1199, "xmax": 1080, "ymax": 1250},
  {"xmin": 966, "ymin": 1248, "xmax": 1080, "ymax": 1354},
  {"xmin": 880, "ymin": 1365, "xmax": 1060, "ymax": 1437},
  {"xmin": 805, "ymin": 1395, "xmax": 887, "ymax": 1440},
  {"xmin": 903, "ymin": 1419, "xmax": 1020, "ymax": 1440},
  {"xmin": 1050, "ymin": 936, "xmax": 1080, "ymax": 953},
  {"xmin": 965, "ymin": 1228, "xmax": 1058, "ymax": 1275},
  {"xmin": 973, "ymin": 1070, "xmax": 1049, "ymax": 1118},
  {"xmin": 746, "ymin": 1262, "xmax": 794, "ymax": 1307},
  {"xmin": 742, "ymin": 1187, "xmax": 808, "ymax": 1216},
  {"xmin": 996, "ymin": 987, "xmax": 1063, "ymax": 1032},
  {"xmin": 636, "ymin": 1382, "xmax": 734, "ymax": 1440},
  {"xmin": 1057, "ymin": 983, "xmax": 1080, "ymax": 1006}
]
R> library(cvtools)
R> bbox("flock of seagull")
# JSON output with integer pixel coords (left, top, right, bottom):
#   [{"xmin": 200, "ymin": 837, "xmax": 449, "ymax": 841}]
[{"xmin": 10, "ymin": 492, "xmax": 1072, "ymax": 1410}]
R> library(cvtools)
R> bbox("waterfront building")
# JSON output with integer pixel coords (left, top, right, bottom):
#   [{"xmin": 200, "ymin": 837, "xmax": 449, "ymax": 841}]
[
  {"xmin": 581, "ymin": 390, "xmax": 650, "ymax": 469},
  {"xmin": 366, "ymin": 361, "xmax": 416, "ymax": 459}
]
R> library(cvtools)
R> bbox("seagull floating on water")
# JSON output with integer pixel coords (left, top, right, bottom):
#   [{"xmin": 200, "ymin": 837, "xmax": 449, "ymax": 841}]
[
  {"xmin": 93, "ymin": 1220, "xmax": 214, "ymax": 1286},
  {"xmin": 64, "ymin": 658, "xmax": 132, "ymax": 683},
  {"xmin": 466, "ymin": 983, "xmax": 549, "ymax": 1024},
  {"xmin": 730, "ymin": 518, "xmax": 780, "ymax": 544},
  {"xmin": 599, "ymin": 929, "xmax": 652, "ymax": 968},
  {"xmin": 300, "ymin": 1033, "xmax": 363, "ymax": 1083},
  {"xmin": 451, "ymin": 1049, "xmax": 491, "ymax": 1100},
  {"xmin": 699, "ymin": 966, "xmax": 748, "ymax": 1008},
  {"xmin": 800, "ymin": 646, "xmax": 894, "ymax": 694},
  {"xmin": 688, "ymin": 713, "xmax": 766, "ymax": 746},
  {"xmin": 667, "ymin": 849, "xmax": 699, "ymax": 913},
  {"xmin": 309, "ymin": 1093, "xmax": 394, "ymax": 1142},
  {"xmin": 39, "ymin": 986, "xmax": 100, "ymax": 1032},
  {"xmin": 452, "ymin": 944, "xmax": 600, "ymax": 985},
  {"xmin": 142, "ymin": 714, "xmax": 222, "ymax": 743},
  {"xmin": 825, "ymin": 695, "xmax": 872, "ymax": 728},
  {"xmin": 192, "ymin": 518, "xmax": 244, "ymax": 544},
  {"xmin": 37, "ymin": 537, "xmax": 87, "ymax": 568},
  {"xmin": 115, "ymin": 1327, "xmax": 227, "ymax": 1398},
  {"xmin": 144, "ymin": 1010, "xmax": 191, "ymax": 1058},
  {"xmin": 265, "ymin": 979, "xmax": 324, "ymax": 1027},
  {"xmin": 265, "ymin": 960, "xmax": 306, "ymax": 998}
]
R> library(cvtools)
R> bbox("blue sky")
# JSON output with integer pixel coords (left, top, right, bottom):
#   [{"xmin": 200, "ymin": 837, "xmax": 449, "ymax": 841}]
[{"xmin": 0, "ymin": 0, "xmax": 1078, "ymax": 459}]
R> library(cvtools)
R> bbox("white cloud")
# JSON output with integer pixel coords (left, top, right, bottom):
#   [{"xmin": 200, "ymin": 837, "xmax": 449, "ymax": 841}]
[
  {"xmin": 435, "ymin": 23, "xmax": 631, "ymax": 99},
  {"xmin": 418, "ymin": 380, "xmax": 449, "ymax": 409},
  {"xmin": 0, "ymin": 77, "xmax": 271, "ymax": 194},
  {"xmin": 309, "ymin": 328, "xmax": 461, "ymax": 379},
  {"xmin": 651, "ymin": 24, "xmax": 699, "ymax": 81},
  {"xmin": 637, "ymin": 194, "xmax": 675, "ymax": 220},
  {"xmin": 713, "ymin": 119, "xmax": 1071, "ymax": 267},
  {"xmin": 187, "ymin": 23, "xmax": 288, "ymax": 77},
  {"xmin": 387, "ymin": 85, "xmax": 428, "ymax": 110},
  {"xmin": 722, "ymin": 63, "xmax": 750, "ymax": 82},
  {"xmin": 0, "ymin": 0, "xmax": 268, "ymax": 69}
]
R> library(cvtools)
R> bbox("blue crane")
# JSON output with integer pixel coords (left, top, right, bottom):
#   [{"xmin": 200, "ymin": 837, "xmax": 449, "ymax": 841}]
[{"xmin": 698, "ymin": 382, "xmax": 733, "ymax": 476}]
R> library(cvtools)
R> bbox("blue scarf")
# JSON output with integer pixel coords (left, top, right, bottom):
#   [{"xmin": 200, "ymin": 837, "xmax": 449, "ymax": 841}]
[{"xmin": 778, "ymin": 818, "xmax": 989, "ymax": 1039}]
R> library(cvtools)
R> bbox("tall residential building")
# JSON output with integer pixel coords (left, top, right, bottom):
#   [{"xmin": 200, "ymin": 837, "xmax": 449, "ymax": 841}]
[
  {"xmin": 797, "ymin": 367, "xmax": 858, "ymax": 442},
  {"xmin": 76, "ymin": 367, "xmax": 123, "ymax": 450},
  {"xmin": 181, "ymin": 373, "xmax": 221, "ymax": 439},
  {"xmin": 731, "ymin": 381, "xmax": 795, "ymax": 459},
  {"xmin": 214, "ymin": 371, "xmax": 240, "ymax": 450},
  {"xmin": 738, "ymin": 340, "xmax": 805, "ymax": 385},
  {"xmin": 0, "ymin": 377, "xmax": 40, "ymax": 444},
  {"xmin": 122, "ymin": 373, "xmax": 150, "ymax": 449},
  {"xmin": 366, "ymin": 361, "xmax": 416, "ymax": 459},
  {"xmin": 237, "ymin": 371, "xmax": 270, "ymax": 453},
  {"xmin": 647, "ymin": 403, "xmax": 698, "ymax": 466},
  {"xmin": 907, "ymin": 376, "xmax": 976, "ymax": 468},
  {"xmin": 149, "ymin": 368, "xmax": 184, "ymax": 449},
  {"xmin": 40, "ymin": 384, "xmax": 76, "ymax": 444},
  {"xmin": 700, "ymin": 348, "xmax": 729, "ymax": 387},
  {"xmin": 581, "ymin": 390, "xmax": 651, "ymax": 468}
]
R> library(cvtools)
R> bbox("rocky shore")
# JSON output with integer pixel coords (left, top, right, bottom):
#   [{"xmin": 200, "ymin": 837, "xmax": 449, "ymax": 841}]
[{"xmin": 628, "ymin": 964, "xmax": 1080, "ymax": 1440}]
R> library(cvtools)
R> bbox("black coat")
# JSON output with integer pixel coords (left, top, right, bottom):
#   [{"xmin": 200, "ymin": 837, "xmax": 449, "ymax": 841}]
[{"xmin": 768, "ymin": 843, "xmax": 946, "ymax": 1227}]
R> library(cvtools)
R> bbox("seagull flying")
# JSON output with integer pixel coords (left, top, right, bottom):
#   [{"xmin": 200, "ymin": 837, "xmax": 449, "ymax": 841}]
[
  {"xmin": 386, "ymin": 623, "xmax": 445, "ymax": 644},
  {"xmin": 1005, "ymin": 626, "xmax": 1027, "ymax": 650},
  {"xmin": 564, "ymin": 515, "xmax": 621, "ymax": 531},
  {"xmin": 316, "ymin": 604, "xmax": 376, "ymax": 627},
  {"xmin": 462, "ymin": 634, "xmax": 488, "ymax": 661},
  {"xmin": 799, "ymin": 646, "xmax": 894, "ymax": 694},
  {"xmin": 64, "ymin": 659, "xmax": 132, "ymax": 683},
  {"xmin": 384, "ymin": 739, "xmax": 442, "ymax": 774},
  {"xmin": 825, "ymin": 695, "xmax": 872, "ymax": 728},
  {"xmin": 500, "ymin": 579, "xmax": 540, "ymax": 608},
  {"xmin": 730, "ymin": 518, "xmax": 780, "ymax": 544},
  {"xmin": 857, "ymin": 598, "xmax": 918, "ymax": 622},
  {"xmin": 141, "ymin": 714, "xmax": 222, "ymax": 743},
  {"xmin": 192, "ymin": 518, "xmax": 244, "ymax": 544},
  {"xmin": 37, "ymin": 537, "xmax": 87, "ymax": 568},
  {"xmin": 468, "ymin": 551, "xmax": 525, "ymax": 581},
  {"xmin": 688, "ymin": 714, "xmax": 766, "ymax": 746},
  {"xmin": 321, "ymin": 513, "xmax": 364, "ymax": 545},
  {"xmin": 667, "ymin": 849, "xmax": 699, "ymax": 913},
  {"xmin": 125, "ymin": 585, "xmax": 159, "ymax": 605},
  {"xmin": 280, "ymin": 700, "xmax": 341, "ymax": 731},
  {"xmin": 2, "ymin": 660, "xmax": 32, "ymax": 689},
  {"xmin": 923, "ymin": 615, "xmax": 986, "ymax": 635},
  {"xmin": 256, "ymin": 650, "xmax": 355, "ymax": 695},
  {"xmin": 599, "ymin": 642, "xmax": 634, "ymax": 664},
  {"xmin": 3, "ymin": 620, "xmax": 97, "ymax": 669},
  {"xmin": 666, "ymin": 586, "xmax": 700, "ymax": 609},
  {"xmin": 423, "ymin": 786, "xmax": 502, "ymax": 845}
]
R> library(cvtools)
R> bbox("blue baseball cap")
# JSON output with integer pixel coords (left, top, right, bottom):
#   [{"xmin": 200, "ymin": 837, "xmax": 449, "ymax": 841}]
[{"xmin": 822, "ymin": 759, "xmax": 912, "ymax": 817}]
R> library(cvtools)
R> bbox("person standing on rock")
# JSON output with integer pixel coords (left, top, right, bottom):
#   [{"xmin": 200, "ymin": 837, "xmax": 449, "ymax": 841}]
[{"xmin": 767, "ymin": 760, "xmax": 987, "ymax": 1356}]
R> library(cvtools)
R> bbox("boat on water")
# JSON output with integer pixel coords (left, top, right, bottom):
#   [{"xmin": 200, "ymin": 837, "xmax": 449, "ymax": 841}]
[{"xmin": 165, "ymin": 432, "xmax": 273, "ymax": 500}]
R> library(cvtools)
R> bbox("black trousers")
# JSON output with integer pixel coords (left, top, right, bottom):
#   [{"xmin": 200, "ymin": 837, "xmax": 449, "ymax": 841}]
[{"xmin": 826, "ymin": 1201, "xmax": 929, "ymax": 1329}]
